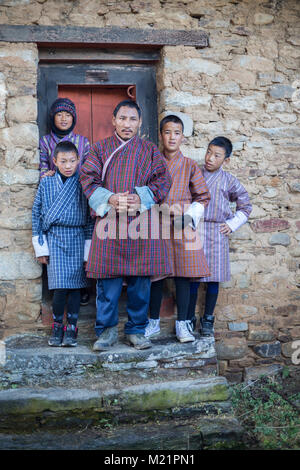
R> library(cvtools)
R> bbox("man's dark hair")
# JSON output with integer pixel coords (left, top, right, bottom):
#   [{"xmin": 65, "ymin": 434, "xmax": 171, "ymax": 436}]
[
  {"xmin": 160, "ymin": 114, "xmax": 184, "ymax": 134},
  {"xmin": 208, "ymin": 136, "xmax": 233, "ymax": 159},
  {"xmin": 53, "ymin": 141, "xmax": 79, "ymax": 159},
  {"xmin": 113, "ymin": 100, "xmax": 141, "ymax": 118}
]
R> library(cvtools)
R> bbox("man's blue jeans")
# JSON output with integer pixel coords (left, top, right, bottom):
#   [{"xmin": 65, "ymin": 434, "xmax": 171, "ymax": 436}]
[{"xmin": 95, "ymin": 276, "xmax": 151, "ymax": 337}]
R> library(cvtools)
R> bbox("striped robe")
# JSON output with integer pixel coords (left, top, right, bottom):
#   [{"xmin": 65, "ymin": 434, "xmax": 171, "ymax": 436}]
[
  {"xmin": 163, "ymin": 151, "xmax": 210, "ymax": 278},
  {"xmin": 32, "ymin": 172, "xmax": 94, "ymax": 290},
  {"xmin": 39, "ymin": 131, "xmax": 90, "ymax": 177},
  {"xmin": 200, "ymin": 167, "xmax": 252, "ymax": 283},
  {"xmin": 80, "ymin": 134, "xmax": 172, "ymax": 279}
]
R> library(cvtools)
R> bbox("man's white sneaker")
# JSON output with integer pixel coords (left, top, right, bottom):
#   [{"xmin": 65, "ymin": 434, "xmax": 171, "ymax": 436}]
[
  {"xmin": 145, "ymin": 319, "xmax": 160, "ymax": 338},
  {"xmin": 176, "ymin": 320, "xmax": 195, "ymax": 343}
]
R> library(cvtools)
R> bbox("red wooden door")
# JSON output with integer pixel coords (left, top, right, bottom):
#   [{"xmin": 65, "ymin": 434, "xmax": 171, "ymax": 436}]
[{"xmin": 58, "ymin": 85, "xmax": 136, "ymax": 144}]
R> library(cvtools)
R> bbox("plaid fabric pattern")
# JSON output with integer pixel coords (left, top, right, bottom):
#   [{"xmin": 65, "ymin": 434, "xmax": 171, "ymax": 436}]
[
  {"xmin": 200, "ymin": 167, "xmax": 252, "ymax": 283},
  {"xmin": 32, "ymin": 172, "xmax": 94, "ymax": 290},
  {"xmin": 39, "ymin": 131, "xmax": 90, "ymax": 177},
  {"xmin": 163, "ymin": 151, "xmax": 211, "ymax": 278},
  {"xmin": 80, "ymin": 134, "xmax": 172, "ymax": 279}
]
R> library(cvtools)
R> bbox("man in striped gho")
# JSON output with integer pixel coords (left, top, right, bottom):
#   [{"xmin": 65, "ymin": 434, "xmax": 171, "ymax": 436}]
[{"xmin": 80, "ymin": 100, "xmax": 172, "ymax": 351}]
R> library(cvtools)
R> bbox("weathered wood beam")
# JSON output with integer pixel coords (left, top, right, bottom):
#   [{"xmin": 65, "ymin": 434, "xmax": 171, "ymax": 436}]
[
  {"xmin": 0, "ymin": 24, "xmax": 209, "ymax": 48},
  {"xmin": 39, "ymin": 48, "xmax": 161, "ymax": 63}
]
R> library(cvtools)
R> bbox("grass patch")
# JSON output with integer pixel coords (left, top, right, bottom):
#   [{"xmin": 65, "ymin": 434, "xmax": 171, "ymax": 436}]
[{"xmin": 230, "ymin": 368, "xmax": 300, "ymax": 449}]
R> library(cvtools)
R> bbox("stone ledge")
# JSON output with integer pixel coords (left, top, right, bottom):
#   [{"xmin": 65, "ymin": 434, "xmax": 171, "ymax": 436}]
[{"xmin": 0, "ymin": 377, "xmax": 229, "ymax": 418}]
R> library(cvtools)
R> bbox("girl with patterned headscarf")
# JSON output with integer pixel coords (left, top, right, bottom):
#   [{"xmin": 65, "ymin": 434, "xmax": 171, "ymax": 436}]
[{"xmin": 39, "ymin": 97, "xmax": 90, "ymax": 178}]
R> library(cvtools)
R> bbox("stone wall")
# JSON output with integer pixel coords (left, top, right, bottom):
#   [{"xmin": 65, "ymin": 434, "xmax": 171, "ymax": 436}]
[{"xmin": 0, "ymin": 0, "xmax": 299, "ymax": 382}]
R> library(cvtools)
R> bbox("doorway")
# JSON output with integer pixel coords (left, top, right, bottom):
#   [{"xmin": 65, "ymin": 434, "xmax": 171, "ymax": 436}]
[
  {"xmin": 38, "ymin": 62, "xmax": 158, "ymax": 144},
  {"xmin": 58, "ymin": 85, "xmax": 137, "ymax": 144}
]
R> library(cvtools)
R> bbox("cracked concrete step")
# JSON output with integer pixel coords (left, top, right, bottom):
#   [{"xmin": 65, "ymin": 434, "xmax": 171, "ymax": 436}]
[{"xmin": 0, "ymin": 377, "xmax": 230, "ymax": 431}]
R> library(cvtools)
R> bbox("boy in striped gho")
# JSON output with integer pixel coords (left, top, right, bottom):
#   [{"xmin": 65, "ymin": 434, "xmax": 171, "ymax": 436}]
[
  {"xmin": 39, "ymin": 97, "xmax": 91, "ymax": 306},
  {"xmin": 145, "ymin": 115, "xmax": 211, "ymax": 343},
  {"xmin": 187, "ymin": 136, "xmax": 252, "ymax": 337},
  {"xmin": 32, "ymin": 141, "xmax": 94, "ymax": 347}
]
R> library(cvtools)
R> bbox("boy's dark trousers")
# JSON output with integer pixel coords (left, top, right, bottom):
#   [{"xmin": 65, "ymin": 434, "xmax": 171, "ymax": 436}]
[
  {"xmin": 188, "ymin": 282, "xmax": 219, "ymax": 333},
  {"xmin": 52, "ymin": 288, "xmax": 81, "ymax": 325},
  {"xmin": 150, "ymin": 277, "xmax": 191, "ymax": 321}
]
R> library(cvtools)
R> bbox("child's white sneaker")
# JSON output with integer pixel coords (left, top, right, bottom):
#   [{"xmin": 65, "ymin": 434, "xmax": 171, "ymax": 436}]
[
  {"xmin": 176, "ymin": 320, "xmax": 195, "ymax": 343},
  {"xmin": 145, "ymin": 319, "xmax": 160, "ymax": 338}
]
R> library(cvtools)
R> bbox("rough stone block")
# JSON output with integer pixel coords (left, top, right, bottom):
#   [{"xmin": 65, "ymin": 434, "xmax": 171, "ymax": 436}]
[
  {"xmin": 268, "ymin": 84, "xmax": 295, "ymax": 99},
  {"xmin": 253, "ymin": 13, "xmax": 274, "ymax": 25},
  {"xmin": 268, "ymin": 233, "xmax": 290, "ymax": 246},
  {"xmin": 228, "ymin": 322, "xmax": 248, "ymax": 332},
  {"xmin": 0, "ymin": 253, "xmax": 42, "ymax": 281},
  {"xmin": 253, "ymin": 341, "xmax": 281, "ymax": 358},
  {"xmin": 244, "ymin": 364, "xmax": 282, "ymax": 382},
  {"xmin": 248, "ymin": 329, "xmax": 275, "ymax": 342},
  {"xmin": 251, "ymin": 218, "xmax": 290, "ymax": 233},
  {"xmin": 6, "ymin": 95, "xmax": 37, "ymax": 124},
  {"xmin": 215, "ymin": 337, "xmax": 248, "ymax": 360}
]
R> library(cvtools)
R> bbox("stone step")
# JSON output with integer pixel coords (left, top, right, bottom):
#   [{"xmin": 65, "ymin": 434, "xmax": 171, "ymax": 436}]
[
  {"xmin": 1, "ymin": 333, "xmax": 218, "ymax": 388},
  {"xmin": 0, "ymin": 414, "xmax": 244, "ymax": 450},
  {"xmin": 0, "ymin": 376, "xmax": 230, "ymax": 432}
]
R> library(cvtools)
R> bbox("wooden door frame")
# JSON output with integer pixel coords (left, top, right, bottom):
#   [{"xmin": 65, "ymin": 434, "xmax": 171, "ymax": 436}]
[{"xmin": 38, "ymin": 59, "xmax": 159, "ymax": 144}]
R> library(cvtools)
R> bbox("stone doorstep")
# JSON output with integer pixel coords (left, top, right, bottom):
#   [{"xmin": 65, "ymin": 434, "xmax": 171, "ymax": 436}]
[
  {"xmin": 3, "ymin": 335, "xmax": 216, "ymax": 374},
  {"xmin": 0, "ymin": 376, "xmax": 229, "ymax": 418}
]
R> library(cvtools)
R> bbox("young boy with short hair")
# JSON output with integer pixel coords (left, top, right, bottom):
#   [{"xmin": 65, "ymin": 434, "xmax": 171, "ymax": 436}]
[
  {"xmin": 39, "ymin": 97, "xmax": 91, "ymax": 306},
  {"xmin": 32, "ymin": 141, "xmax": 94, "ymax": 347},
  {"xmin": 187, "ymin": 136, "xmax": 252, "ymax": 337},
  {"xmin": 145, "ymin": 115, "xmax": 211, "ymax": 343}
]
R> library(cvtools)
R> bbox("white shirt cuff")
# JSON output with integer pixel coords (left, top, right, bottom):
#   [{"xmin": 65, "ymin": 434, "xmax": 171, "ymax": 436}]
[
  {"xmin": 185, "ymin": 202, "xmax": 205, "ymax": 229},
  {"xmin": 226, "ymin": 211, "xmax": 248, "ymax": 232},
  {"xmin": 89, "ymin": 187, "xmax": 114, "ymax": 217},
  {"xmin": 32, "ymin": 235, "xmax": 49, "ymax": 257},
  {"xmin": 84, "ymin": 240, "xmax": 91, "ymax": 262}
]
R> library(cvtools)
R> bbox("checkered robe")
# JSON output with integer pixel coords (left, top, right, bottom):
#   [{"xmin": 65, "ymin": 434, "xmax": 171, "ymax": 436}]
[
  {"xmin": 162, "ymin": 151, "xmax": 210, "ymax": 278},
  {"xmin": 32, "ymin": 172, "xmax": 94, "ymax": 290},
  {"xmin": 80, "ymin": 134, "xmax": 172, "ymax": 279},
  {"xmin": 39, "ymin": 131, "xmax": 90, "ymax": 178},
  {"xmin": 200, "ymin": 167, "xmax": 252, "ymax": 283}
]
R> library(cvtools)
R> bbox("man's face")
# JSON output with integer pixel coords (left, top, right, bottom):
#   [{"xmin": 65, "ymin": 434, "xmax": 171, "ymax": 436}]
[
  {"xmin": 54, "ymin": 111, "xmax": 73, "ymax": 132},
  {"xmin": 53, "ymin": 151, "xmax": 79, "ymax": 177},
  {"xmin": 161, "ymin": 121, "xmax": 184, "ymax": 155},
  {"xmin": 204, "ymin": 145, "xmax": 227, "ymax": 172},
  {"xmin": 112, "ymin": 106, "xmax": 142, "ymax": 141}
]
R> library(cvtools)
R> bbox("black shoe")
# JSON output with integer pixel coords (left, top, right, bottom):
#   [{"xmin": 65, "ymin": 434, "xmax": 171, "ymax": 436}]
[
  {"xmin": 186, "ymin": 316, "xmax": 197, "ymax": 333},
  {"xmin": 62, "ymin": 324, "xmax": 78, "ymax": 347},
  {"xmin": 48, "ymin": 322, "xmax": 64, "ymax": 347},
  {"xmin": 199, "ymin": 315, "xmax": 215, "ymax": 337},
  {"xmin": 80, "ymin": 292, "xmax": 90, "ymax": 306}
]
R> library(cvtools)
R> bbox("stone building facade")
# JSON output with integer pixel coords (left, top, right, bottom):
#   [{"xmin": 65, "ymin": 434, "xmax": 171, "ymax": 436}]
[{"xmin": 0, "ymin": 0, "xmax": 299, "ymax": 382}]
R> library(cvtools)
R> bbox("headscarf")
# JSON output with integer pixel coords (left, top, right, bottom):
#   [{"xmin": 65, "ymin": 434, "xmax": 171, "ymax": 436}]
[{"xmin": 49, "ymin": 98, "xmax": 77, "ymax": 137}]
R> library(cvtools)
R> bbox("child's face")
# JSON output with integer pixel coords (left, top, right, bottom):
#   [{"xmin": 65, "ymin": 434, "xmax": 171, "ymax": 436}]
[
  {"xmin": 53, "ymin": 151, "xmax": 79, "ymax": 177},
  {"xmin": 54, "ymin": 111, "xmax": 73, "ymax": 132},
  {"xmin": 161, "ymin": 122, "xmax": 184, "ymax": 155},
  {"xmin": 204, "ymin": 145, "xmax": 227, "ymax": 172}
]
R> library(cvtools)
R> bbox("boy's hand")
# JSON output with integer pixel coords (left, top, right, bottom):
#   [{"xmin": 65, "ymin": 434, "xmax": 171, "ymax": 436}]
[
  {"xmin": 37, "ymin": 256, "xmax": 49, "ymax": 264},
  {"xmin": 220, "ymin": 223, "xmax": 232, "ymax": 236},
  {"xmin": 41, "ymin": 170, "xmax": 55, "ymax": 178}
]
